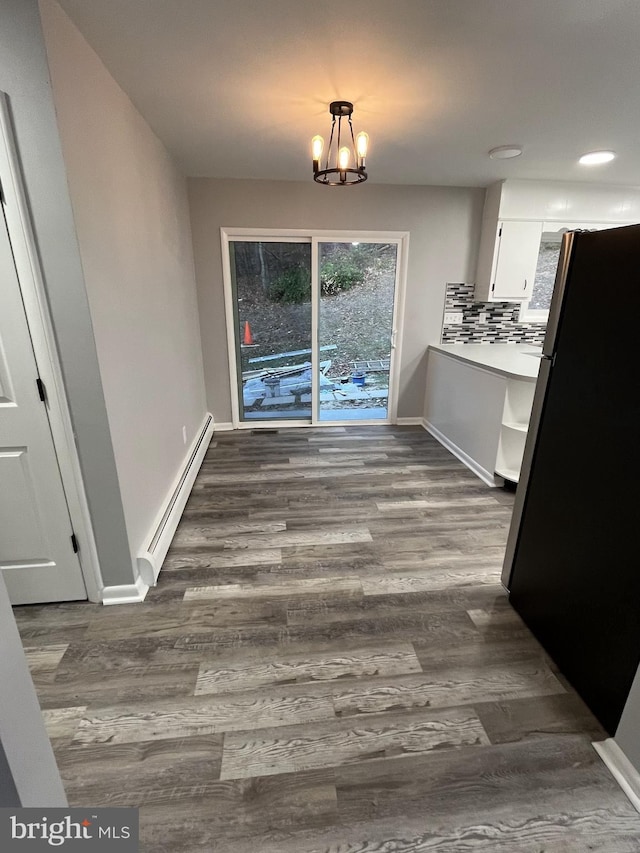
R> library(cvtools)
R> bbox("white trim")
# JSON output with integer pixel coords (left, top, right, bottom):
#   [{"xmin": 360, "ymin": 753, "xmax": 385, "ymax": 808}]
[
  {"xmin": 388, "ymin": 234, "xmax": 409, "ymax": 423},
  {"xmin": 396, "ymin": 417, "xmax": 424, "ymax": 426},
  {"xmin": 424, "ymin": 420, "xmax": 499, "ymax": 487},
  {"xmin": 518, "ymin": 302, "xmax": 549, "ymax": 324},
  {"xmin": 236, "ymin": 419, "xmax": 393, "ymax": 429},
  {"xmin": 221, "ymin": 229, "xmax": 241, "ymax": 428},
  {"xmin": 311, "ymin": 236, "xmax": 320, "ymax": 425},
  {"xmin": 313, "ymin": 419, "xmax": 392, "ymax": 427},
  {"xmin": 593, "ymin": 739, "xmax": 640, "ymax": 815},
  {"xmin": 101, "ymin": 574, "xmax": 149, "ymax": 606},
  {"xmin": 236, "ymin": 420, "xmax": 311, "ymax": 430},
  {"xmin": 0, "ymin": 93, "xmax": 102, "ymax": 602},
  {"xmin": 137, "ymin": 413, "xmax": 214, "ymax": 587},
  {"xmin": 220, "ymin": 228, "xmax": 409, "ymax": 430},
  {"xmin": 225, "ymin": 233, "xmax": 311, "ymax": 243},
  {"xmin": 222, "ymin": 227, "xmax": 410, "ymax": 241},
  {"xmin": 213, "ymin": 421, "xmax": 234, "ymax": 431}
]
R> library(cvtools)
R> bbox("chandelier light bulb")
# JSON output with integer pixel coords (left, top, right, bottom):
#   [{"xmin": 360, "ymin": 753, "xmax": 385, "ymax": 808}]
[
  {"xmin": 356, "ymin": 131, "xmax": 369, "ymax": 163},
  {"xmin": 338, "ymin": 146, "xmax": 350, "ymax": 171},
  {"xmin": 312, "ymin": 135, "xmax": 324, "ymax": 162}
]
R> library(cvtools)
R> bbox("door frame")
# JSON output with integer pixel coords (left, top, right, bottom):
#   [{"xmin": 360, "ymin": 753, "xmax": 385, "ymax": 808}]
[
  {"xmin": 220, "ymin": 227, "xmax": 409, "ymax": 430},
  {"xmin": 221, "ymin": 232, "xmax": 313, "ymax": 429},
  {"xmin": 0, "ymin": 93, "xmax": 101, "ymax": 602}
]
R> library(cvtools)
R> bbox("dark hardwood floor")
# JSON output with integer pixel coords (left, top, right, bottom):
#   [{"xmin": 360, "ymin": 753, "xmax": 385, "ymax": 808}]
[{"xmin": 13, "ymin": 425, "xmax": 640, "ymax": 851}]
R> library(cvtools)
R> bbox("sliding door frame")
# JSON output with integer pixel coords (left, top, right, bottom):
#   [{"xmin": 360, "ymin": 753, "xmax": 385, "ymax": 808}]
[
  {"xmin": 221, "ymin": 227, "xmax": 409, "ymax": 430},
  {"xmin": 221, "ymin": 231, "xmax": 312, "ymax": 429}
]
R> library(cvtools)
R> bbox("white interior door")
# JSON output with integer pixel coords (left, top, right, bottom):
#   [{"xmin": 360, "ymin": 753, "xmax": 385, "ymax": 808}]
[{"xmin": 0, "ymin": 204, "xmax": 86, "ymax": 605}]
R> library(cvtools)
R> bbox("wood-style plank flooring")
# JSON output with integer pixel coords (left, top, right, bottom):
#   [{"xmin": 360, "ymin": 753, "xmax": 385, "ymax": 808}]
[{"xmin": 14, "ymin": 425, "xmax": 640, "ymax": 851}]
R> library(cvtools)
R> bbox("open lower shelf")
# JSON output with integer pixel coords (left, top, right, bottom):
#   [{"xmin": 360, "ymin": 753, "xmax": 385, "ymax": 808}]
[
  {"xmin": 498, "ymin": 381, "xmax": 535, "ymax": 483},
  {"xmin": 495, "ymin": 466, "xmax": 520, "ymax": 483}
]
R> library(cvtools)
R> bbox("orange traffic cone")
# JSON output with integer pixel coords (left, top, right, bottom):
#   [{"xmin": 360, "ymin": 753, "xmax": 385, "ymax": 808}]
[{"xmin": 243, "ymin": 321, "xmax": 254, "ymax": 345}]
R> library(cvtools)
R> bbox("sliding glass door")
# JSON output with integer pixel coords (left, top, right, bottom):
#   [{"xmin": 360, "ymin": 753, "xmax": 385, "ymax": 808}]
[
  {"xmin": 316, "ymin": 240, "xmax": 398, "ymax": 422},
  {"xmin": 223, "ymin": 231, "xmax": 405, "ymax": 427},
  {"xmin": 228, "ymin": 239, "xmax": 312, "ymax": 421}
]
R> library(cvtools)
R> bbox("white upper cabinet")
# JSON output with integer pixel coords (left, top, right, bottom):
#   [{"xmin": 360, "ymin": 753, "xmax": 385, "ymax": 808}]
[
  {"xmin": 487, "ymin": 220, "xmax": 543, "ymax": 301},
  {"xmin": 474, "ymin": 181, "xmax": 640, "ymax": 303}
]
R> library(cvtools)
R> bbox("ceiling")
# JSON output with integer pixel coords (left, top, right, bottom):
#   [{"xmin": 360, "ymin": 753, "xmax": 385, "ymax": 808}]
[{"xmin": 56, "ymin": 0, "xmax": 640, "ymax": 187}]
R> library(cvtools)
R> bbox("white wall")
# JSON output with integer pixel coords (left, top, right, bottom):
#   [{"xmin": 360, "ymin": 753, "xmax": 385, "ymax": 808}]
[
  {"xmin": 0, "ymin": 0, "xmax": 133, "ymax": 588},
  {"xmin": 40, "ymin": 0, "xmax": 207, "ymax": 559},
  {"xmin": 188, "ymin": 178, "xmax": 484, "ymax": 422}
]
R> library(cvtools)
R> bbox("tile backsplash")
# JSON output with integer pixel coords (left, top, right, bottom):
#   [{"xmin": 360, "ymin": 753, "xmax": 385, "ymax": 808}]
[{"xmin": 441, "ymin": 283, "xmax": 546, "ymax": 345}]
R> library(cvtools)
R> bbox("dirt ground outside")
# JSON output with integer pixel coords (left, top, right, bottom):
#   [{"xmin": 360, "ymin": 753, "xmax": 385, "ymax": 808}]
[{"xmin": 237, "ymin": 268, "xmax": 395, "ymax": 378}]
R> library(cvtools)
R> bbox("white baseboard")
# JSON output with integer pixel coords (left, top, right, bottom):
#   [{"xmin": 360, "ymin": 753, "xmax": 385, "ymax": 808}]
[
  {"xmin": 101, "ymin": 574, "xmax": 149, "ymax": 606},
  {"xmin": 137, "ymin": 413, "xmax": 215, "ymax": 588},
  {"xmin": 424, "ymin": 420, "xmax": 498, "ymax": 487},
  {"xmin": 593, "ymin": 739, "xmax": 640, "ymax": 814},
  {"xmin": 396, "ymin": 417, "xmax": 425, "ymax": 426},
  {"xmin": 213, "ymin": 421, "xmax": 234, "ymax": 431}
]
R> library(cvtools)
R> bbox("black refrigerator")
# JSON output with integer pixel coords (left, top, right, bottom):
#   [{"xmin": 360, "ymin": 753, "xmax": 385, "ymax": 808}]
[{"xmin": 502, "ymin": 224, "xmax": 640, "ymax": 736}]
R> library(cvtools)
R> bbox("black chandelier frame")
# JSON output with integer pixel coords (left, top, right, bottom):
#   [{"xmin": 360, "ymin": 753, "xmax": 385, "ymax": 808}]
[{"xmin": 313, "ymin": 101, "xmax": 368, "ymax": 186}]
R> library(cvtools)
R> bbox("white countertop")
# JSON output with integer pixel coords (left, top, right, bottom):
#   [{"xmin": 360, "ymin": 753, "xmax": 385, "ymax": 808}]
[{"xmin": 428, "ymin": 343, "xmax": 543, "ymax": 381}]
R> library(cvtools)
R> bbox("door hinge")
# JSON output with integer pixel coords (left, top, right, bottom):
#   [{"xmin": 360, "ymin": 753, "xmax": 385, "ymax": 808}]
[
  {"xmin": 71, "ymin": 533, "xmax": 79, "ymax": 553},
  {"xmin": 36, "ymin": 377, "xmax": 47, "ymax": 403}
]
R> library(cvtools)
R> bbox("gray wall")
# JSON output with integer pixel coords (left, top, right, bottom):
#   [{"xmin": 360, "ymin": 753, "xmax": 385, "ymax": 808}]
[
  {"xmin": 0, "ymin": 0, "xmax": 133, "ymax": 587},
  {"xmin": 188, "ymin": 178, "xmax": 484, "ymax": 422},
  {"xmin": 40, "ymin": 0, "xmax": 207, "ymax": 558},
  {"xmin": 0, "ymin": 573, "xmax": 66, "ymax": 806},
  {"xmin": 615, "ymin": 665, "xmax": 640, "ymax": 771}
]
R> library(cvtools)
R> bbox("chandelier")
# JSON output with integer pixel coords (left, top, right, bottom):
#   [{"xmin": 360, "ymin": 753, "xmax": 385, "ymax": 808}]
[{"xmin": 312, "ymin": 101, "xmax": 369, "ymax": 186}]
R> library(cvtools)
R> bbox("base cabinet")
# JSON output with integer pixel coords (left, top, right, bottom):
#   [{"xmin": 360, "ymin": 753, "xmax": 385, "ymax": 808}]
[
  {"xmin": 425, "ymin": 349, "xmax": 537, "ymax": 485},
  {"xmin": 495, "ymin": 379, "xmax": 536, "ymax": 482}
]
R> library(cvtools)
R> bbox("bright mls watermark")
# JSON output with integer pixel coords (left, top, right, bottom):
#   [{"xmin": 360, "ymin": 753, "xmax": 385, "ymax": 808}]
[{"xmin": 0, "ymin": 809, "xmax": 138, "ymax": 850}]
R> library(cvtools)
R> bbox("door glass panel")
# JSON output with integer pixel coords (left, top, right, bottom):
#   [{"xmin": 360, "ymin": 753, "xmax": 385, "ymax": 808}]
[
  {"xmin": 317, "ymin": 241, "xmax": 398, "ymax": 421},
  {"xmin": 229, "ymin": 241, "xmax": 312, "ymax": 421}
]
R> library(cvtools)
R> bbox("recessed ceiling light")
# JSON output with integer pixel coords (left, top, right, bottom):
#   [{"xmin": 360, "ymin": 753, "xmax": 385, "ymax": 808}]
[
  {"xmin": 579, "ymin": 150, "xmax": 616, "ymax": 165},
  {"xmin": 488, "ymin": 145, "xmax": 523, "ymax": 160}
]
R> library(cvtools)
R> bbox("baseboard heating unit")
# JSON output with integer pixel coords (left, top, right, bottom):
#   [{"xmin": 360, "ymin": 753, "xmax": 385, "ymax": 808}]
[{"xmin": 136, "ymin": 413, "xmax": 214, "ymax": 588}]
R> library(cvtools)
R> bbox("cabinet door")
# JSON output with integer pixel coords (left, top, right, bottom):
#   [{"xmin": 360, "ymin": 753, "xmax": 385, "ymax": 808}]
[{"xmin": 492, "ymin": 220, "xmax": 543, "ymax": 301}]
